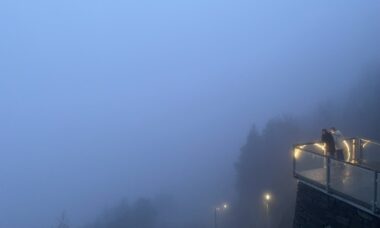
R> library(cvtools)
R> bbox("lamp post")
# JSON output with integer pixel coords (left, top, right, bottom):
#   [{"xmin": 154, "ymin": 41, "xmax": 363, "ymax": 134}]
[
  {"xmin": 214, "ymin": 207, "xmax": 219, "ymax": 228},
  {"xmin": 264, "ymin": 193, "xmax": 272, "ymax": 228},
  {"xmin": 214, "ymin": 203, "xmax": 228, "ymax": 228}
]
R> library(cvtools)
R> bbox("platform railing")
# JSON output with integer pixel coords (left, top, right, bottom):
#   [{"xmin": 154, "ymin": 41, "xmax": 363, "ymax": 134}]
[{"xmin": 293, "ymin": 138, "xmax": 380, "ymax": 215}]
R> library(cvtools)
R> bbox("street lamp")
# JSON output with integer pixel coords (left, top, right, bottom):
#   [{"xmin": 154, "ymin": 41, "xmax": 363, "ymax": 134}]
[
  {"xmin": 263, "ymin": 193, "xmax": 272, "ymax": 228},
  {"xmin": 214, "ymin": 203, "xmax": 228, "ymax": 228}
]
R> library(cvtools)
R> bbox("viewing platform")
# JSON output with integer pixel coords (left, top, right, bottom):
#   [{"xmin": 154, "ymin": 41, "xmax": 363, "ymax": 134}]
[{"xmin": 293, "ymin": 138, "xmax": 380, "ymax": 216}]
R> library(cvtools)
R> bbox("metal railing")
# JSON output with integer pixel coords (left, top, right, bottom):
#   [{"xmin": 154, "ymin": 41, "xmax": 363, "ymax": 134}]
[{"xmin": 293, "ymin": 138, "xmax": 380, "ymax": 215}]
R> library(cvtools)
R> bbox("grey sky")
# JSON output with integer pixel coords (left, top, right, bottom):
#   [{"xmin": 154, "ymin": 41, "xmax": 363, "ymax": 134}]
[{"xmin": 1, "ymin": 0, "xmax": 379, "ymax": 227}]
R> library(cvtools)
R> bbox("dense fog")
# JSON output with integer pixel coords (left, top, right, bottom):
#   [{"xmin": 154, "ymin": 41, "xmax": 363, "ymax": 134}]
[{"xmin": 1, "ymin": 0, "xmax": 379, "ymax": 227}]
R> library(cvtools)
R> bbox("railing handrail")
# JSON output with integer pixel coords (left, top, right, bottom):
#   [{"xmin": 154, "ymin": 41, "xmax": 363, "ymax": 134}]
[
  {"xmin": 294, "ymin": 137, "xmax": 380, "ymax": 148},
  {"xmin": 361, "ymin": 138, "xmax": 380, "ymax": 147},
  {"xmin": 294, "ymin": 145, "xmax": 380, "ymax": 172}
]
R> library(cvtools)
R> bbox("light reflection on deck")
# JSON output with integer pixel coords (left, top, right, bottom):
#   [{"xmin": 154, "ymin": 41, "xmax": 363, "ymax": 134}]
[{"xmin": 299, "ymin": 165, "xmax": 373, "ymax": 205}]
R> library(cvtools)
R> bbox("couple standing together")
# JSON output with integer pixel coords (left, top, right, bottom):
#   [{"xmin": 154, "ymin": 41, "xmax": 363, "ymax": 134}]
[{"xmin": 321, "ymin": 127, "xmax": 345, "ymax": 161}]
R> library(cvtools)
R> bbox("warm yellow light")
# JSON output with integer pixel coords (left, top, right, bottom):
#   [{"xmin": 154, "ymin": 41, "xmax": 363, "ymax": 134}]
[
  {"xmin": 352, "ymin": 140, "xmax": 356, "ymax": 162},
  {"xmin": 363, "ymin": 140, "xmax": 371, "ymax": 148},
  {"xmin": 343, "ymin": 140, "xmax": 351, "ymax": 162},
  {"xmin": 265, "ymin": 193, "xmax": 271, "ymax": 201},
  {"xmin": 314, "ymin": 143, "xmax": 326, "ymax": 151},
  {"xmin": 294, "ymin": 149, "xmax": 300, "ymax": 159},
  {"xmin": 294, "ymin": 145, "xmax": 306, "ymax": 159},
  {"xmin": 314, "ymin": 143, "xmax": 326, "ymax": 155}
]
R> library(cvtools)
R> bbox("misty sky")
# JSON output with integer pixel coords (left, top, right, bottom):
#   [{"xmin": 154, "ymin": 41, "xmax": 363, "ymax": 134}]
[{"xmin": 1, "ymin": 0, "xmax": 380, "ymax": 227}]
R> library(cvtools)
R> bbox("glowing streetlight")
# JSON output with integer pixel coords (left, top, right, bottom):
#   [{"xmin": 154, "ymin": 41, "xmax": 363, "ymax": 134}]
[
  {"xmin": 263, "ymin": 193, "xmax": 272, "ymax": 228},
  {"xmin": 214, "ymin": 202, "xmax": 229, "ymax": 228},
  {"xmin": 263, "ymin": 192, "xmax": 272, "ymax": 211}
]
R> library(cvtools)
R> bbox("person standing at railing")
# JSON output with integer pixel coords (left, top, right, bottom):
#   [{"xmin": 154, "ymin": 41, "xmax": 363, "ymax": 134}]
[
  {"xmin": 331, "ymin": 127, "xmax": 345, "ymax": 161},
  {"xmin": 321, "ymin": 129, "xmax": 336, "ymax": 158}
]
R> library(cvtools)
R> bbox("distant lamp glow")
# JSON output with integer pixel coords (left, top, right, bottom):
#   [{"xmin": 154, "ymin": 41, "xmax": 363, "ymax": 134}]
[
  {"xmin": 215, "ymin": 202, "xmax": 228, "ymax": 212},
  {"xmin": 265, "ymin": 193, "xmax": 272, "ymax": 201},
  {"xmin": 214, "ymin": 203, "xmax": 229, "ymax": 228},
  {"xmin": 263, "ymin": 193, "xmax": 272, "ymax": 225}
]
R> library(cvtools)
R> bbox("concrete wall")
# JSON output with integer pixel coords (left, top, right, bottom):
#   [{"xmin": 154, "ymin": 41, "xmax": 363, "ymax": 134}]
[{"xmin": 293, "ymin": 182, "xmax": 380, "ymax": 228}]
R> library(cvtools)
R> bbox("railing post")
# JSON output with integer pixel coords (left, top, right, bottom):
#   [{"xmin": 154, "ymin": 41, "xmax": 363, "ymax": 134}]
[
  {"xmin": 326, "ymin": 156, "xmax": 330, "ymax": 193},
  {"xmin": 373, "ymin": 172, "xmax": 378, "ymax": 213},
  {"xmin": 352, "ymin": 138, "xmax": 356, "ymax": 162},
  {"xmin": 293, "ymin": 146, "xmax": 296, "ymax": 177},
  {"xmin": 359, "ymin": 138, "xmax": 363, "ymax": 163}
]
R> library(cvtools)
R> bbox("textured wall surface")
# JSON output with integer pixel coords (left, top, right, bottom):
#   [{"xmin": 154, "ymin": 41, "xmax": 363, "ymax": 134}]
[{"xmin": 293, "ymin": 182, "xmax": 380, "ymax": 228}]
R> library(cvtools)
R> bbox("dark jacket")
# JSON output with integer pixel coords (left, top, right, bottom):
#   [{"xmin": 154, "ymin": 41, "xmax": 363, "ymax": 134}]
[{"xmin": 321, "ymin": 131, "xmax": 335, "ymax": 154}]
